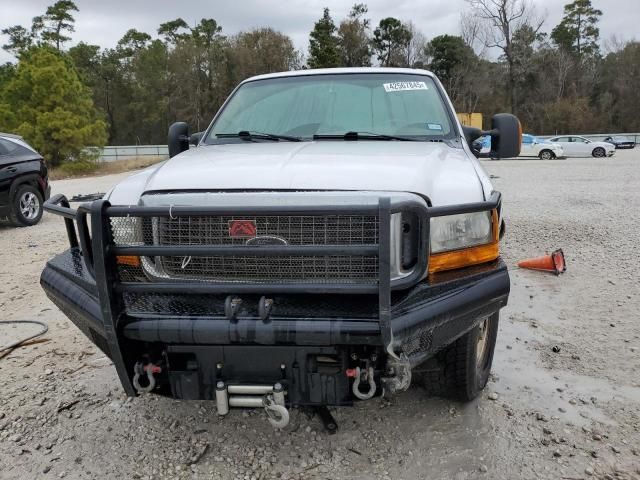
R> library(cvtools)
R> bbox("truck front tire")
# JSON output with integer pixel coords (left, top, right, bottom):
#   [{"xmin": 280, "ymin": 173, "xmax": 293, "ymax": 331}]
[{"xmin": 417, "ymin": 312, "xmax": 499, "ymax": 401}]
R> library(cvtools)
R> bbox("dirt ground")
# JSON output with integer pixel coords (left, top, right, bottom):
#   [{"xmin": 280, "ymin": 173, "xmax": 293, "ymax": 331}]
[{"xmin": 1, "ymin": 150, "xmax": 639, "ymax": 480}]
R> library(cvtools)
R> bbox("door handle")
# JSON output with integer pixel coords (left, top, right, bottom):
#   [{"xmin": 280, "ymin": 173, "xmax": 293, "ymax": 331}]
[{"xmin": 7, "ymin": 167, "xmax": 17, "ymax": 172}]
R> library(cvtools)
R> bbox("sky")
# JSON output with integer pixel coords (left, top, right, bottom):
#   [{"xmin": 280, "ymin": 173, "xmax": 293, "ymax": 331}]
[{"xmin": 0, "ymin": 0, "xmax": 639, "ymax": 64}]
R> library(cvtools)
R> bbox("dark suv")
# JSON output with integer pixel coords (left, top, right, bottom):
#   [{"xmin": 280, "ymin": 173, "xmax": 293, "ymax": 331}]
[{"xmin": 0, "ymin": 133, "xmax": 50, "ymax": 226}]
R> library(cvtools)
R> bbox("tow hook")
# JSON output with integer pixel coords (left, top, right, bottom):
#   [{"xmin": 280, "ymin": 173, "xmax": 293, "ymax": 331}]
[
  {"xmin": 350, "ymin": 366, "xmax": 377, "ymax": 400},
  {"xmin": 132, "ymin": 362, "xmax": 162, "ymax": 394},
  {"xmin": 258, "ymin": 296, "xmax": 274, "ymax": 321},
  {"xmin": 224, "ymin": 296, "xmax": 242, "ymax": 320},
  {"xmin": 263, "ymin": 393, "xmax": 289, "ymax": 429}
]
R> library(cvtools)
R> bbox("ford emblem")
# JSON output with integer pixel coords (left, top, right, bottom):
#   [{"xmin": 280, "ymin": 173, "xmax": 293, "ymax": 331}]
[{"xmin": 245, "ymin": 235, "xmax": 289, "ymax": 246}]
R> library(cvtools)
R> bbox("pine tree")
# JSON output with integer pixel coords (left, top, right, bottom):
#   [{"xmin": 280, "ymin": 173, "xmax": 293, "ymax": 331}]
[
  {"xmin": 40, "ymin": 0, "xmax": 79, "ymax": 51},
  {"xmin": 372, "ymin": 18, "xmax": 411, "ymax": 67},
  {"xmin": 307, "ymin": 8, "xmax": 340, "ymax": 68},
  {"xmin": 158, "ymin": 18, "xmax": 190, "ymax": 44},
  {"xmin": 551, "ymin": 0, "xmax": 603, "ymax": 57},
  {"xmin": 0, "ymin": 47, "xmax": 107, "ymax": 166},
  {"xmin": 1, "ymin": 26, "xmax": 34, "ymax": 57}
]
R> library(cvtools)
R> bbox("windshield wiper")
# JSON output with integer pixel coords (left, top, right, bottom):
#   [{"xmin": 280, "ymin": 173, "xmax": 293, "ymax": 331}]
[
  {"xmin": 216, "ymin": 131, "xmax": 302, "ymax": 142},
  {"xmin": 313, "ymin": 131, "xmax": 417, "ymax": 141}
]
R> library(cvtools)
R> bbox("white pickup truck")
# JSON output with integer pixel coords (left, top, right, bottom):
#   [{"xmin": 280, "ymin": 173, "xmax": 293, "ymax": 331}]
[{"xmin": 42, "ymin": 68, "xmax": 521, "ymax": 430}]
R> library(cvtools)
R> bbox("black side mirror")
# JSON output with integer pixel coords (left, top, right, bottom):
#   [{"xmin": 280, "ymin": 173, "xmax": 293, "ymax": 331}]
[
  {"xmin": 462, "ymin": 126, "xmax": 483, "ymax": 144},
  {"xmin": 168, "ymin": 122, "xmax": 190, "ymax": 158},
  {"xmin": 489, "ymin": 113, "xmax": 521, "ymax": 159},
  {"xmin": 462, "ymin": 126, "xmax": 483, "ymax": 157},
  {"xmin": 189, "ymin": 131, "xmax": 204, "ymax": 146}
]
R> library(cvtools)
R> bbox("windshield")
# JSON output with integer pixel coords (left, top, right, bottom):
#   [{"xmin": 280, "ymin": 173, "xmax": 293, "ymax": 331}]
[{"xmin": 205, "ymin": 73, "xmax": 455, "ymax": 142}]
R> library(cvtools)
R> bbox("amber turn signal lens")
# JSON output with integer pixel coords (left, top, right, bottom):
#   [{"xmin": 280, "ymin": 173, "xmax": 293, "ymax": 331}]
[
  {"xmin": 428, "ymin": 210, "xmax": 500, "ymax": 274},
  {"xmin": 518, "ymin": 120, "xmax": 523, "ymax": 153},
  {"xmin": 116, "ymin": 255, "xmax": 141, "ymax": 267},
  {"xmin": 428, "ymin": 241, "xmax": 499, "ymax": 274}
]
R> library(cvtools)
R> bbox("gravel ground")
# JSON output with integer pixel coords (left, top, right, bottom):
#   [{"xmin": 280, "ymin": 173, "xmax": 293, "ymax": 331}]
[{"xmin": 1, "ymin": 150, "xmax": 639, "ymax": 480}]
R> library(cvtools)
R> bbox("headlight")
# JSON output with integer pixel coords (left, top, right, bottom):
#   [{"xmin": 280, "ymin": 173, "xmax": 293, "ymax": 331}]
[
  {"xmin": 428, "ymin": 210, "xmax": 499, "ymax": 274},
  {"xmin": 111, "ymin": 217, "xmax": 144, "ymax": 268},
  {"xmin": 111, "ymin": 217, "xmax": 143, "ymax": 245},
  {"xmin": 430, "ymin": 211, "xmax": 493, "ymax": 254}
]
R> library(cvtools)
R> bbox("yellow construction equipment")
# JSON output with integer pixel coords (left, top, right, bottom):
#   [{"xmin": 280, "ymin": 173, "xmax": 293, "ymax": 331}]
[{"xmin": 457, "ymin": 113, "xmax": 483, "ymax": 130}]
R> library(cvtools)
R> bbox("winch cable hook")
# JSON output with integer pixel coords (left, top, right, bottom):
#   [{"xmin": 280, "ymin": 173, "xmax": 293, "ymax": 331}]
[{"xmin": 263, "ymin": 394, "xmax": 290, "ymax": 429}]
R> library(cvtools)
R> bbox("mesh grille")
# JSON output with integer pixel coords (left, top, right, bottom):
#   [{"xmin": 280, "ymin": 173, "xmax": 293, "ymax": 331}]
[
  {"xmin": 122, "ymin": 292, "xmax": 378, "ymax": 318},
  {"xmin": 155, "ymin": 215, "xmax": 379, "ymax": 246},
  {"xmin": 160, "ymin": 255, "xmax": 378, "ymax": 282},
  {"xmin": 111, "ymin": 215, "xmax": 379, "ymax": 283}
]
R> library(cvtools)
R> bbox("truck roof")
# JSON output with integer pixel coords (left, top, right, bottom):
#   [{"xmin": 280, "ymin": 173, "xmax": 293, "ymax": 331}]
[{"xmin": 242, "ymin": 67, "xmax": 436, "ymax": 84}]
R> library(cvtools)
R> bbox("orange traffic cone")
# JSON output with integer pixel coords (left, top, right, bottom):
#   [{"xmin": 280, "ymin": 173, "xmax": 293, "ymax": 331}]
[{"xmin": 518, "ymin": 249, "xmax": 566, "ymax": 275}]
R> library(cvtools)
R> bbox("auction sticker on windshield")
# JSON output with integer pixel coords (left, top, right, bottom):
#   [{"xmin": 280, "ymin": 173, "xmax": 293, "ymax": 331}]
[{"xmin": 383, "ymin": 81, "xmax": 428, "ymax": 92}]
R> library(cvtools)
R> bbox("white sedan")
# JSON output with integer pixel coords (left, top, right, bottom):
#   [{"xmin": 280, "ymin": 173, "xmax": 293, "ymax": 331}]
[
  {"xmin": 520, "ymin": 134, "xmax": 564, "ymax": 159},
  {"xmin": 547, "ymin": 135, "xmax": 615, "ymax": 158}
]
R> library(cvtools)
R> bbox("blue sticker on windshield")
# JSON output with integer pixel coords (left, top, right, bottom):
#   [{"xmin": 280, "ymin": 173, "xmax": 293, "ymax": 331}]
[{"xmin": 427, "ymin": 123, "xmax": 443, "ymax": 130}]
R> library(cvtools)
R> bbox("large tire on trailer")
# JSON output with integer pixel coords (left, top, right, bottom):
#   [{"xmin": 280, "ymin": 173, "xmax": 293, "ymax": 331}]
[
  {"xmin": 417, "ymin": 312, "xmax": 499, "ymax": 401},
  {"xmin": 10, "ymin": 184, "xmax": 43, "ymax": 227}
]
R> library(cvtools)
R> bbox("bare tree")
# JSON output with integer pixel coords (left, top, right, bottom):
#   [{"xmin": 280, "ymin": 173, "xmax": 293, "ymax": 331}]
[
  {"xmin": 404, "ymin": 22, "xmax": 428, "ymax": 67},
  {"xmin": 465, "ymin": 0, "xmax": 543, "ymax": 113},
  {"xmin": 554, "ymin": 47, "xmax": 572, "ymax": 100},
  {"xmin": 602, "ymin": 34, "xmax": 627, "ymax": 55},
  {"xmin": 532, "ymin": 30, "xmax": 578, "ymax": 102},
  {"xmin": 460, "ymin": 12, "xmax": 486, "ymax": 56}
]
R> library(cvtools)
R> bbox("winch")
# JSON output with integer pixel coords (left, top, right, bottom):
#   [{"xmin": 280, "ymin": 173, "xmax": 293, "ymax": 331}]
[{"xmin": 215, "ymin": 381, "xmax": 289, "ymax": 429}]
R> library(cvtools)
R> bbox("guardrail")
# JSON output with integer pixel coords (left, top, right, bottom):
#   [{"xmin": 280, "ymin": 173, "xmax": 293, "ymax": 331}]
[
  {"xmin": 537, "ymin": 133, "xmax": 640, "ymax": 143},
  {"xmin": 97, "ymin": 145, "xmax": 169, "ymax": 163},
  {"xmin": 96, "ymin": 133, "xmax": 638, "ymax": 163}
]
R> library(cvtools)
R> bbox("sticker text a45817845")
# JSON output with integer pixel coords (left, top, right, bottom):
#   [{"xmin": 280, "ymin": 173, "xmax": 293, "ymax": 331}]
[{"xmin": 383, "ymin": 81, "xmax": 428, "ymax": 92}]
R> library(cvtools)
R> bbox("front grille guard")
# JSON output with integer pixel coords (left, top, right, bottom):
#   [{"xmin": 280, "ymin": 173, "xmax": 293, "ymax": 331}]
[{"xmin": 44, "ymin": 192, "xmax": 501, "ymax": 390}]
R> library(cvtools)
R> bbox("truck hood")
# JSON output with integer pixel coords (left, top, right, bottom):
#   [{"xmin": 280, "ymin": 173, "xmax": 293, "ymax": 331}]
[{"xmin": 107, "ymin": 141, "xmax": 486, "ymax": 206}]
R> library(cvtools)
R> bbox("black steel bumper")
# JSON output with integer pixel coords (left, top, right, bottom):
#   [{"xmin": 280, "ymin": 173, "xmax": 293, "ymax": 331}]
[
  {"xmin": 40, "ymin": 193, "xmax": 509, "ymax": 399},
  {"xmin": 41, "ymin": 247, "xmax": 509, "ymax": 387}
]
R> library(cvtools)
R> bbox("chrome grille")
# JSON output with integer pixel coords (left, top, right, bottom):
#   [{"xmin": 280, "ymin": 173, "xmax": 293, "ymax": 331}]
[{"xmin": 113, "ymin": 215, "xmax": 380, "ymax": 284}]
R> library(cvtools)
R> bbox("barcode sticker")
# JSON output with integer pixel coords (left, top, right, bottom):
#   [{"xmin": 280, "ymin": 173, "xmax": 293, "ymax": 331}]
[{"xmin": 383, "ymin": 81, "xmax": 429, "ymax": 92}]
